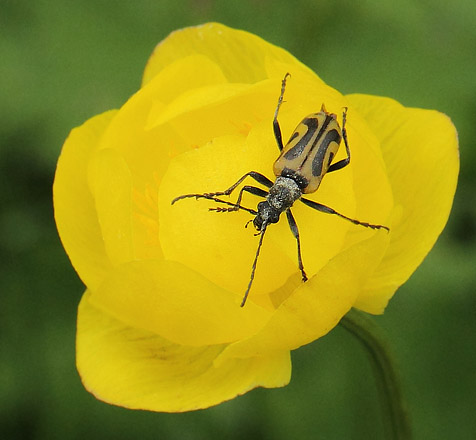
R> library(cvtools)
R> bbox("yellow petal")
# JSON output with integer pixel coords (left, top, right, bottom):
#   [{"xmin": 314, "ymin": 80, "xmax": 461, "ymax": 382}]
[
  {"xmin": 147, "ymin": 82, "xmax": 252, "ymax": 129},
  {"xmin": 88, "ymin": 148, "xmax": 134, "ymax": 266},
  {"xmin": 148, "ymin": 78, "xmax": 281, "ymax": 151},
  {"xmin": 91, "ymin": 78, "xmax": 178, "ymax": 261},
  {"xmin": 89, "ymin": 259, "xmax": 273, "ymax": 346},
  {"xmin": 143, "ymin": 54, "xmax": 228, "ymax": 105},
  {"xmin": 77, "ymin": 292, "xmax": 290, "ymax": 412},
  {"xmin": 97, "ymin": 82, "xmax": 174, "ymax": 186},
  {"xmin": 216, "ymin": 230, "xmax": 390, "ymax": 362},
  {"xmin": 53, "ymin": 111, "xmax": 116, "ymax": 290},
  {"xmin": 347, "ymin": 94, "xmax": 459, "ymax": 313},
  {"xmin": 142, "ymin": 23, "xmax": 309, "ymax": 86}
]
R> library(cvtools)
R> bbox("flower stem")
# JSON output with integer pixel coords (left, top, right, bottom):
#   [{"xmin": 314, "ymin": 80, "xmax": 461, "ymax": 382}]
[{"xmin": 340, "ymin": 309, "xmax": 412, "ymax": 440}]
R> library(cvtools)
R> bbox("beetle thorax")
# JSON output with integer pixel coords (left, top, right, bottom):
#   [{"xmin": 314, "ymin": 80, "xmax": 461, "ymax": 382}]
[
  {"xmin": 253, "ymin": 177, "xmax": 302, "ymax": 231},
  {"xmin": 267, "ymin": 176, "xmax": 302, "ymax": 211}
]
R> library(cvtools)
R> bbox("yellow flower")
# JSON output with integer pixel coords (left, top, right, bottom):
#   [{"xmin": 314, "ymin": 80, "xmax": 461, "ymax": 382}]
[{"xmin": 53, "ymin": 23, "xmax": 459, "ymax": 412}]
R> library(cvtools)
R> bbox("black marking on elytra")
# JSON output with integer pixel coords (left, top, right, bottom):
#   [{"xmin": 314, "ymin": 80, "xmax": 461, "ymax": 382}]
[
  {"xmin": 311, "ymin": 129, "xmax": 341, "ymax": 177},
  {"xmin": 283, "ymin": 118, "xmax": 318, "ymax": 160},
  {"xmin": 287, "ymin": 131, "xmax": 299, "ymax": 144},
  {"xmin": 296, "ymin": 114, "xmax": 334, "ymax": 175}
]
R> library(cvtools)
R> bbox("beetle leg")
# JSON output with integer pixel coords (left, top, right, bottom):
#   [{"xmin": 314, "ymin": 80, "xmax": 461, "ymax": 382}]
[
  {"xmin": 209, "ymin": 185, "xmax": 268, "ymax": 213},
  {"xmin": 300, "ymin": 197, "xmax": 390, "ymax": 231},
  {"xmin": 206, "ymin": 171, "xmax": 273, "ymax": 196},
  {"xmin": 327, "ymin": 107, "xmax": 351, "ymax": 173},
  {"xmin": 172, "ymin": 171, "xmax": 273, "ymax": 205},
  {"xmin": 285, "ymin": 209, "xmax": 308, "ymax": 282},
  {"xmin": 273, "ymin": 73, "xmax": 291, "ymax": 152}
]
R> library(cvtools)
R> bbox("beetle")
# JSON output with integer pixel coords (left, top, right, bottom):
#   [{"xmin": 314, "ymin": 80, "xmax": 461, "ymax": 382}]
[{"xmin": 172, "ymin": 73, "xmax": 389, "ymax": 307}]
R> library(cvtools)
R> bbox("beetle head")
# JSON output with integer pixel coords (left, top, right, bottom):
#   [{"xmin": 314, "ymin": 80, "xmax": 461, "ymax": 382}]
[{"xmin": 254, "ymin": 201, "xmax": 280, "ymax": 231}]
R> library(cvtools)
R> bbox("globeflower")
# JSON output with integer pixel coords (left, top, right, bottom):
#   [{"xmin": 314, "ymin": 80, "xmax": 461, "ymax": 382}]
[{"xmin": 53, "ymin": 23, "xmax": 458, "ymax": 412}]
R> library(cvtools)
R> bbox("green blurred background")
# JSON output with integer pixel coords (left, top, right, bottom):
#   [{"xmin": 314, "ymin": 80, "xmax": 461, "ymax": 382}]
[{"xmin": 1, "ymin": 0, "xmax": 475, "ymax": 439}]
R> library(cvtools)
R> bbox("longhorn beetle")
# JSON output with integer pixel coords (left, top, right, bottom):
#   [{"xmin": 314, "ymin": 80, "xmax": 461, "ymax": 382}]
[{"xmin": 172, "ymin": 73, "xmax": 389, "ymax": 307}]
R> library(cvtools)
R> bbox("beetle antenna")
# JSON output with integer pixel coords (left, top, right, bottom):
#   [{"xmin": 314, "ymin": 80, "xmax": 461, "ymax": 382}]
[{"xmin": 241, "ymin": 224, "xmax": 268, "ymax": 307}]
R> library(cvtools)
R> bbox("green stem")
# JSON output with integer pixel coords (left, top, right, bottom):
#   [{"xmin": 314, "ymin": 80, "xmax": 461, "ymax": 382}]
[{"xmin": 339, "ymin": 309, "xmax": 412, "ymax": 440}]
